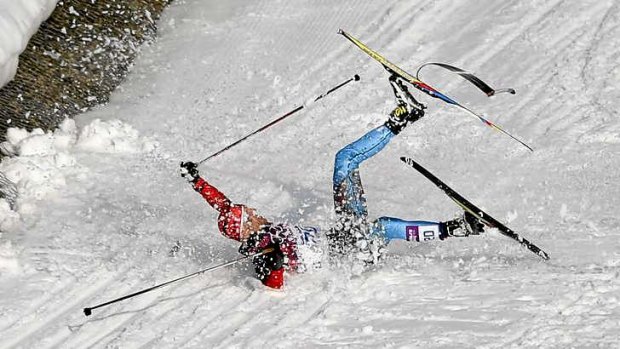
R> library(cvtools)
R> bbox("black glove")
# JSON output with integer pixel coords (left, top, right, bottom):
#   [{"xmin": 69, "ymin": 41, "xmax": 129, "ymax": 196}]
[
  {"xmin": 239, "ymin": 230, "xmax": 285, "ymax": 281},
  {"xmin": 180, "ymin": 161, "xmax": 200, "ymax": 182},
  {"xmin": 252, "ymin": 247, "xmax": 284, "ymax": 281}
]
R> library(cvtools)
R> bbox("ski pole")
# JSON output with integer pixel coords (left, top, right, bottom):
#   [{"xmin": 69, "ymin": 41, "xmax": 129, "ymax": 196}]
[
  {"xmin": 83, "ymin": 248, "xmax": 273, "ymax": 316},
  {"xmin": 197, "ymin": 74, "xmax": 360, "ymax": 165}
]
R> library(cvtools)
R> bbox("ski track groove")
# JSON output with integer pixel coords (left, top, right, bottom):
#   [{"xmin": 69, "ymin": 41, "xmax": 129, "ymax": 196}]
[
  {"xmin": 458, "ymin": 0, "xmax": 566, "ymax": 72},
  {"xmin": 459, "ymin": 1, "xmax": 613, "ymax": 146},
  {"xmin": 0, "ymin": 214, "xmax": 148, "ymax": 349},
  {"xmin": 102, "ymin": 279, "xmax": 236, "ymax": 348},
  {"xmin": 214, "ymin": 287, "xmax": 333, "ymax": 348},
  {"xmin": 425, "ymin": 0, "xmax": 568, "ymax": 138},
  {"xmin": 61, "ymin": 267, "xmax": 209, "ymax": 349},
  {"xmin": 522, "ymin": 28, "xmax": 608, "ymax": 138},
  {"xmin": 1, "ymin": 268, "xmax": 129, "ymax": 349},
  {"xmin": 508, "ymin": 34, "xmax": 591, "ymax": 134},
  {"xmin": 176, "ymin": 285, "xmax": 269, "ymax": 348},
  {"xmin": 85, "ymin": 289, "xmax": 190, "ymax": 349},
  {"xmin": 11, "ymin": 214, "xmax": 195, "ymax": 349},
  {"xmin": 580, "ymin": 0, "xmax": 620, "ymax": 120},
  {"xmin": 131, "ymin": 288, "xmax": 213, "ymax": 349}
]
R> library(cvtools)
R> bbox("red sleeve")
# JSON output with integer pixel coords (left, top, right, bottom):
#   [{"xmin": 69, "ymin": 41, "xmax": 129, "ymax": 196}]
[
  {"xmin": 193, "ymin": 177, "xmax": 231, "ymax": 213},
  {"xmin": 193, "ymin": 177, "xmax": 244, "ymax": 241}
]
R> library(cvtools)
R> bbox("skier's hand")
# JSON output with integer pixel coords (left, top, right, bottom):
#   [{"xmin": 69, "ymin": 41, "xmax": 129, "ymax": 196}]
[
  {"xmin": 252, "ymin": 245, "xmax": 284, "ymax": 281},
  {"xmin": 238, "ymin": 230, "xmax": 284, "ymax": 281},
  {"xmin": 238, "ymin": 230, "xmax": 273, "ymax": 255},
  {"xmin": 180, "ymin": 161, "xmax": 199, "ymax": 182}
]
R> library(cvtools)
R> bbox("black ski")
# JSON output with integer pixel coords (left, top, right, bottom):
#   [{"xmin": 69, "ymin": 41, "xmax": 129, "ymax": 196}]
[{"xmin": 400, "ymin": 157, "xmax": 549, "ymax": 260}]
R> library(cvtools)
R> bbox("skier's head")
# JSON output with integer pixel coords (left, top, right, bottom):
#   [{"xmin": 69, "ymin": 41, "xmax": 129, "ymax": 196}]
[{"xmin": 240, "ymin": 206, "xmax": 270, "ymax": 240}]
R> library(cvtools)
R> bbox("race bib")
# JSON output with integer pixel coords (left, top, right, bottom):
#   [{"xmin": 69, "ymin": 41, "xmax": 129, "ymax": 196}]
[{"xmin": 406, "ymin": 225, "xmax": 440, "ymax": 242}]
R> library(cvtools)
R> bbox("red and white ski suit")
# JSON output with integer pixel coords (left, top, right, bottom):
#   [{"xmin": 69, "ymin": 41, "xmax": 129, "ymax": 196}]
[{"xmin": 193, "ymin": 177, "xmax": 311, "ymax": 288}]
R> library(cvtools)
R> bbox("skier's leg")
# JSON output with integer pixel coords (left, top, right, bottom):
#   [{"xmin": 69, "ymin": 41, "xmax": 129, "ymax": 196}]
[
  {"xmin": 328, "ymin": 74, "xmax": 426, "ymax": 260},
  {"xmin": 332, "ymin": 73, "xmax": 426, "ymax": 217},
  {"xmin": 371, "ymin": 213, "xmax": 485, "ymax": 242},
  {"xmin": 333, "ymin": 125, "xmax": 395, "ymax": 217},
  {"xmin": 328, "ymin": 125, "xmax": 395, "ymax": 257},
  {"xmin": 372, "ymin": 217, "xmax": 446, "ymax": 243}
]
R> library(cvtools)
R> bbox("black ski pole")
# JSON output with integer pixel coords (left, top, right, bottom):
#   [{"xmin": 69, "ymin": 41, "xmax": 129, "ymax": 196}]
[
  {"xmin": 83, "ymin": 248, "xmax": 273, "ymax": 316},
  {"xmin": 197, "ymin": 74, "xmax": 360, "ymax": 165}
]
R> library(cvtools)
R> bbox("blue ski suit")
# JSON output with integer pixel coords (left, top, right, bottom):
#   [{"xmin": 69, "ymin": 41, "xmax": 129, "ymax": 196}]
[{"xmin": 333, "ymin": 125, "xmax": 444, "ymax": 243}]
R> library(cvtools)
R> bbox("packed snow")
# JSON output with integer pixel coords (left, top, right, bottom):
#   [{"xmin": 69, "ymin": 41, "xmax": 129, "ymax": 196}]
[
  {"xmin": 1, "ymin": 0, "xmax": 620, "ymax": 348},
  {"xmin": 0, "ymin": 0, "xmax": 58, "ymax": 88}
]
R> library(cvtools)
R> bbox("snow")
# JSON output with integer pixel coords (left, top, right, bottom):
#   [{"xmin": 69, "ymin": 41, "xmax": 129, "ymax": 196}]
[
  {"xmin": 1, "ymin": 0, "xmax": 620, "ymax": 348},
  {"xmin": 0, "ymin": 0, "xmax": 59, "ymax": 88},
  {"xmin": 0, "ymin": 118, "xmax": 156, "ymax": 217}
]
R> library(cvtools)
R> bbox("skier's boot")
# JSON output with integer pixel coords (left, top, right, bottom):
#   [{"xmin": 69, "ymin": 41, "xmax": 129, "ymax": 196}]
[
  {"xmin": 441, "ymin": 211, "xmax": 485, "ymax": 238},
  {"xmin": 385, "ymin": 75, "xmax": 426, "ymax": 135}
]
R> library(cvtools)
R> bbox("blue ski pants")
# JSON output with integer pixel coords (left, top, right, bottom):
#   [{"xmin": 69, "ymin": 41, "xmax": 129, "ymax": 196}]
[{"xmin": 333, "ymin": 125, "xmax": 443, "ymax": 243}]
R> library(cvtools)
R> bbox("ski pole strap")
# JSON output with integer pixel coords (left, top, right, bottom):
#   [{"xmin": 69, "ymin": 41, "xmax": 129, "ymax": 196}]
[{"xmin": 415, "ymin": 62, "xmax": 515, "ymax": 97}]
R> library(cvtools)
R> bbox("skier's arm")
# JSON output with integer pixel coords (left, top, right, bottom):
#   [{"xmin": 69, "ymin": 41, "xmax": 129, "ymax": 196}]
[
  {"xmin": 193, "ymin": 177, "xmax": 232, "ymax": 213},
  {"xmin": 180, "ymin": 161, "xmax": 232, "ymax": 213}
]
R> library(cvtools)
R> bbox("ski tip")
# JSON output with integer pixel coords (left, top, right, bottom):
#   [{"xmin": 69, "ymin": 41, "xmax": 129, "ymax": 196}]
[
  {"xmin": 83, "ymin": 307, "xmax": 92, "ymax": 317},
  {"xmin": 337, "ymin": 28, "xmax": 344, "ymax": 35},
  {"xmin": 354, "ymin": 74, "xmax": 360, "ymax": 81},
  {"xmin": 539, "ymin": 251, "xmax": 550, "ymax": 260},
  {"xmin": 491, "ymin": 88, "xmax": 517, "ymax": 96}
]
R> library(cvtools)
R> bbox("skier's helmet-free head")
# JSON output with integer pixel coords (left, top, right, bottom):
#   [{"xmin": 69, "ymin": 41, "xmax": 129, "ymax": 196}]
[{"xmin": 240, "ymin": 205, "xmax": 270, "ymax": 239}]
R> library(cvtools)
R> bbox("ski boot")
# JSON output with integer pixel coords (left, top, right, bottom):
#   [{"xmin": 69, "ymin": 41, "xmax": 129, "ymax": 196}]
[
  {"xmin": 442, "ymin": 211, "xmax": 485, "ymax": 237},
  {"xmin": 385, "ymin": 75, "xmax": 426, "ymax": 135}
]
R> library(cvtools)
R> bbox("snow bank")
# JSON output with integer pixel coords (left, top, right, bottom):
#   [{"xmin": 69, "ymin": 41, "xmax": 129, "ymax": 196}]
[
  {"xmin": 0, "ymin": 0, "xmax": 59, "ymax": 88},
  {"xmin": 0, "ymin": 118, "xmax": 156, "ymax": 217},
  {"xmin": 76, "ymin": 119, "xmax": 158, "ymax": 154},
  {"xmin": 0, "ymin": 199, "xmax": 18, "ymax": 231},
  {"xmin": 0, "ymin": 240, "xmax": 20, "ymax": 276}
]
